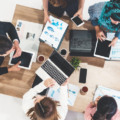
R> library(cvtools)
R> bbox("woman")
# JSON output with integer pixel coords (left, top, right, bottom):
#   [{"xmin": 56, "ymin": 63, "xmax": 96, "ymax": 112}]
[
  {"xmin": 84, "ymin": 96, "xmax": 120, "ymax": 120},
  {"xmin": 43, "ymin": 0, "xmax": 85, "ymax": 23},
  {"xmin": 22, "ymin": 78, "xmax": 68, "ymax": 120},
  {"xmin": 88, "ymin": 1, "xmax": 120, "ymax": 47}
]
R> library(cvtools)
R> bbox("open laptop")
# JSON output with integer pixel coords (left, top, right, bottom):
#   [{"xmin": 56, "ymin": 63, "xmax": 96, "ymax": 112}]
[{"xmin": 36, "ymin": 50, "xmax": 75, "ymax": 88}]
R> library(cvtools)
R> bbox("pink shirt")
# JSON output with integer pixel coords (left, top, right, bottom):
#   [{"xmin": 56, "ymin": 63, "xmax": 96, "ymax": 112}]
[{"xmin": 84, "ymin": 103, "xmax": 120, "ymax": 120}]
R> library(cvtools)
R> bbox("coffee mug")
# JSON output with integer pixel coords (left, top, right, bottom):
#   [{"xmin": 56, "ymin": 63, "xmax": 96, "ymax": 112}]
[
  {"xmin": 37, "ymin": 55, "xmax": 45, "ymax": 63},
  {"xmin": 80, "ymin": 86, "xmax": 88, "ymax": 95},
  {"xmin": 60, "ymin": 48, "xmax": 67, "ymax": 57}
]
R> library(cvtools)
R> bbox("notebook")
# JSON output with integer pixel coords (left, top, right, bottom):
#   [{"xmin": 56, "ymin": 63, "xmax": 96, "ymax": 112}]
[
  {"xmin": 35, "ymin": 50, "xmax": 74, "ymax": 88},
  {"xmin": 39, "ymin": 16, "xmax": 68, "ymax": 50},
  {"xmin": 69, "ymin": 30, "xmax": 96, "ymax": 56}
]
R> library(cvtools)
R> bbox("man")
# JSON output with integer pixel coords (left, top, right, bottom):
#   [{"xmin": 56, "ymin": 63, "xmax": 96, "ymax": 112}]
[{"xmin": 0, "ymin": 22, "xmax": 21, "ymax": 75}]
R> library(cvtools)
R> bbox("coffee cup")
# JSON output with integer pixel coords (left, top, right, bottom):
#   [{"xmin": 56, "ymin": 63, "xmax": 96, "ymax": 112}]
[
  {"xmin": 37, "ymin": 55, "xmax": 45, "ymax": 63},
  {"xmin": 80, "ymin": 86, "xmax": 88, "ymax": 95},
  {"xmin": 60, "ymin": 48, "xmax": 67, "ymax": 57}
]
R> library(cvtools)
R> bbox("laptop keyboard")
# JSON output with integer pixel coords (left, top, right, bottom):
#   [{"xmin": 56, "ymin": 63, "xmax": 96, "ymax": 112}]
[{"xmin": 41, "ymin": 60, "xmax": 67, "ymax": 85}]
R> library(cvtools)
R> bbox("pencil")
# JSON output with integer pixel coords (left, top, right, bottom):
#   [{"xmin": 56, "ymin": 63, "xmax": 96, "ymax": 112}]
[{"xmin": 67, "ymin": 84, "xmax": 69, "ymax": 98}]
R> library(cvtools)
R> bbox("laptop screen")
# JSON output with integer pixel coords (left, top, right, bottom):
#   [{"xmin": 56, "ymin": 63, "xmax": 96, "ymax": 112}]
[{"xmin": 49, "ymin": 50, "xmax": 74, "ymax": 76}]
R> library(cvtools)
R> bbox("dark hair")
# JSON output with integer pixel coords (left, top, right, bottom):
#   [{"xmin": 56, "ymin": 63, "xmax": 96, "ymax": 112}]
[
  {"xmin": 111, "ymin": 13, "xmax": 120, "ymax": 21},
  {"xmin": 0, "ymin": 35, "xmax": 12, "ymax": 55},
  {"xmin": 92, "ymin": 96, "xmax": 117, "ymax": 120},
  {"xmin": 27, "ymin": 97, "xmax": 59, "ymax": 120}
]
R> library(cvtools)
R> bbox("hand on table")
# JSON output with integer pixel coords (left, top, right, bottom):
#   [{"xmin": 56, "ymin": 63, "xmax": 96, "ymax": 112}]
[
  {"xmin": 8, "ymin": 61, "xmax": 21, "ymax": 72},
  {"xmin": 44, "ymin": 78, "xmax": 56, "ymax": 87},
  {"xmin": 96, "ymin": 30, "xmax": 106, "ymax": 41},
  {"xmin": 13, "ymin": 41, "xmax": 21, "ymax": 58},
  {"xmin": 61, "ymin": 78, "xmax": 69, "ymax": 86},
  {"xmin": 109, "ymin": 37, "xmax": 118, "ymax": 47},
  {"xmin": 44, "ymin": 13, "xmax": 51, "ymax": 23}
]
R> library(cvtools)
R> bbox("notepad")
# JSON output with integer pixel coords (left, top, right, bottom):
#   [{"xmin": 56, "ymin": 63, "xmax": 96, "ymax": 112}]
[{"xmin": 39, "ymin": 15, "xmax": 68, "ymax": 50}]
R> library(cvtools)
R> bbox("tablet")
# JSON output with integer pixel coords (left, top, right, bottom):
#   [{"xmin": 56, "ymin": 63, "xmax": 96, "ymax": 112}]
[
  {"xmin": 94, "ymin": 39, "xmax": 111, "ymax": 59},
  {"xmin": 9, "ymin": 50, "xmax": 34, "ymax": 70}
]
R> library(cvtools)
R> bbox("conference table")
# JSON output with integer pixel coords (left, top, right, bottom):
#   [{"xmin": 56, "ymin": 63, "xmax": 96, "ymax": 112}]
[{"xmin": 1, "ymin": 5, "xmax": 120, "ymax": 113}]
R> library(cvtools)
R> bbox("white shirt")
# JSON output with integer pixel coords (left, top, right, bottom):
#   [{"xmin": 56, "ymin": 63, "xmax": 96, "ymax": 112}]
[{"xmin": 22, "ymin": 81, "xmax": 68, "ymax": 120}]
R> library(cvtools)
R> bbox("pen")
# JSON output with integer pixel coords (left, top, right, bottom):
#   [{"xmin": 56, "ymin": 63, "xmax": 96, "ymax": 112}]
[{"xmin": 67, "ymin": 84, "xmax": 69, "ymax": 98}]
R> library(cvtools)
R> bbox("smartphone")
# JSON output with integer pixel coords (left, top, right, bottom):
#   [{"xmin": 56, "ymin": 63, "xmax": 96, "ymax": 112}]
[
  {"xmin": 79, "ymin": 68, "xmax": 87, "ymax": 83},
  {"xmin": 71, "ymin": 16, "xmax": 84, "ymax": 27}
]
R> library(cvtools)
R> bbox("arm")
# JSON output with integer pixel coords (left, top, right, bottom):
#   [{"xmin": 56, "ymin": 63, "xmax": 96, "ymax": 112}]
[
  {"xmin": 43, "ymin": 0, "xmax": 50, "ymax": 23},
  {"xmin": 73, "ymin": 0, "xmax": 85, "ymax": 20},
  {"xmin": 57, "ymin": 85, "xmax": 68, "ymax": 120},
  {"xmin": 22, "ymin": 78, "xmax": 55, "ymax": 114},
  {"xmin": 108, "ymin": 31, "xmax": 120, "ymax": 47},
  {"xmin": 22, "ymin": 81, "xmax": 47, "ymax": 114}
]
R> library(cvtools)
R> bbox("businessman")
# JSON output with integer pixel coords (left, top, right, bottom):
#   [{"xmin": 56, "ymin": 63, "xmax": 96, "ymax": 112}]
[{"xmin": 0, "ymin": 22, "xmax": 21, "ymax": 75}]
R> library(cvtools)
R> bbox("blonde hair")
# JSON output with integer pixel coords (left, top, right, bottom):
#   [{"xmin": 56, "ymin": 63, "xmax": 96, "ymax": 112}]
[{"xmin": 27, "ymin": 97, "xmax": 60, "ymax": 120}]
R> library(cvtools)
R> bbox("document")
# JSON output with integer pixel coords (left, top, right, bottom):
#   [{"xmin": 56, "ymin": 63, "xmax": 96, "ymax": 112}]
[
  {"xmin": 94, "ymin": 86, "xmax": 120, "ymax": 110},
  {"xmin": 39, "ymin": 15, "xmax": 68, "ymax": 49},
  {"xmin": 47, "ymin": 84, "xmax": 80, "ymax": 106},
  {"xmin": 16, "ymin": 20, "xmax": 43, "ymax": 62},
  {"xmin": 107, "ymin": 32, "xmax": 120, "ymax": 60}
]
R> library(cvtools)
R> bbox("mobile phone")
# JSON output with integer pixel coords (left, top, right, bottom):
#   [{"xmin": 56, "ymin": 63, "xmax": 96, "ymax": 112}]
[
  {"xmin": 79, "ymin": 68, "xmax": 87, "ymax": 83},
  {"xmin": 71, "ymin": 16, "xmax": 84, "ymax": 27}
]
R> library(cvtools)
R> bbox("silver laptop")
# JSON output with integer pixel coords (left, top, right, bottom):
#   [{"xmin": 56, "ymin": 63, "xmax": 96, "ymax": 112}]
[{"xmin": 36, "ymin": 50, "xmax": 74, "ymax": 88}]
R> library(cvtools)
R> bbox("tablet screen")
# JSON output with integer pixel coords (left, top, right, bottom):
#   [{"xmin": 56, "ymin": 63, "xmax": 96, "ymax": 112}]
[
  {"xmin": 11, "ymin": 51, "xmax": 33, "ymax": 68},
  {"xmin": 95, "ymin": 40, "xmax": 111, "ymax": 58}
]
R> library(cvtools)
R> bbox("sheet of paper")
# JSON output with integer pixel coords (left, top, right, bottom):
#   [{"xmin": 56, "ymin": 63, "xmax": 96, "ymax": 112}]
[
  {"xmin": 94, "ymin": 86, "xmax": 120, "ymax": 110},
  {"xmin": 16, "ymin": 20, "xmax": 43, "ymax": 62},
  {"xmin": 107, "ymin": 32, "xmax": 120, "ymax": 60},
  {"xmin": 40, "ymin": 15, "xmax": 68, "ymax": 49},
  {"xmin": 47, "ymin": 84, "xmax": 80, "ymax": 106}
]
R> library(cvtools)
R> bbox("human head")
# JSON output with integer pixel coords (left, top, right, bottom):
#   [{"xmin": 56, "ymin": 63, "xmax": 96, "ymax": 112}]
[
  {"xmin": 110, "ymin": 13, "xmax": 120, "ymax": 25},
  {"xmin": 92, "ymin": 96, "xmax": 117, "ymax": 120},
  {"xmin": 27, "ymin": 97, "xmax": 59, "ymax": 120},
  {"xmin": 0, "ymin": 35, "xmax": 13, "ymax": 56}
]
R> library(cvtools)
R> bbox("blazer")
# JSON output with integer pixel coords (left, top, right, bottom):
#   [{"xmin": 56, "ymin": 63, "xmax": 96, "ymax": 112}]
[{"xmin": 0, "ymin": 22, "xmax": 20, "ymax": 75}]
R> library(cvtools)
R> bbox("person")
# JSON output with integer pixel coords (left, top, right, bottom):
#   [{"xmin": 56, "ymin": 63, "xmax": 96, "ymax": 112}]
[
  {"xmin": 22, "ymin": 78, "xmax": 68, "ymax": 120},
  {"xmin": 84, "ymin": 96, "xmax": 120, "ymax": 120},
  {"xmin": 0, "ymin": 22, "xmax": 21, "ymax": 75},
  {"xmin": 88, "ymin": 1, "xmax": 120, "ymax": 47},
  {"xmin": 43, "ymin": 0, "xmax": 85, "ymax": 23}
]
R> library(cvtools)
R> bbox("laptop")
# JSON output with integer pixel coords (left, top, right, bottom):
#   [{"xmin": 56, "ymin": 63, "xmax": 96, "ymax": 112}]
[
  {"xmin": 69, "ymin": 30, "xmax": 96, "ymax": 56},
  {"xmin": 35, "ymin": 50, "xmax": 75, "ymax": 88}
]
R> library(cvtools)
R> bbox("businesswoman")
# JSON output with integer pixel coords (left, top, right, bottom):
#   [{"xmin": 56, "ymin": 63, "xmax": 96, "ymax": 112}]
[
  {"xmin": 22, "ymin": 78, "xmax": 68, "ymax": 120},
  {"xmin": 88, "ymin": 1, "xmax": 120, "ymax": 47},
  {"xmin": 84, "ymin": 96, "xmax": 120, "ymax": 120},
  {"xmin": 42, "ymin": 0, "xmax": 85, "ymax": 23}
]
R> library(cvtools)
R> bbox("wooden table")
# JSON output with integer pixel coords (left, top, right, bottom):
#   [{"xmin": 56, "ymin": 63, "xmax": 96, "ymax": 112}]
[{"xmin": 1, "ymin": 5, "xmax": 120, "ymax": 113}]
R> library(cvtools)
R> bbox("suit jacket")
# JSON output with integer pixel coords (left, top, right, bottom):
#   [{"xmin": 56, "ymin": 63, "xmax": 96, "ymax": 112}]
[{"xmin": 0, "ymin": 22, "xmax": 20, "ymax": 75}]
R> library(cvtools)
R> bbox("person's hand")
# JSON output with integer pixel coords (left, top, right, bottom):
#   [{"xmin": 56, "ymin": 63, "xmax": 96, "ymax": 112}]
[
  {"xmin": 8, "ymin": 61, "xmax": 21, "ymax": 72},
  {"xmin": 73, "ymin": 9, "xmax": 83, "ymax": 20},
  {"xmin": 109, "ymin": 37, "xmax": 118, "ymax": 47},
  {"xmin": 13, "ymin": 41, "xmax": 21, "ymax": 58},
  {"xmin": 96, "ymin": 30, "xmax": 106, "ymax": 41},
  {"xmin": 94, "ymin": 96, "xmax": 101, "ymax": 106},
  {"xmin": 44, "ymin": 12, "xmax": 51, "ymax": 23},
  {"xmin": 61, "ymin": 78, "xmax": 69, "ymax": 86},
  {"xmin": 44, "ymin": 78, "xmax": 56, "ymax": 87}
]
